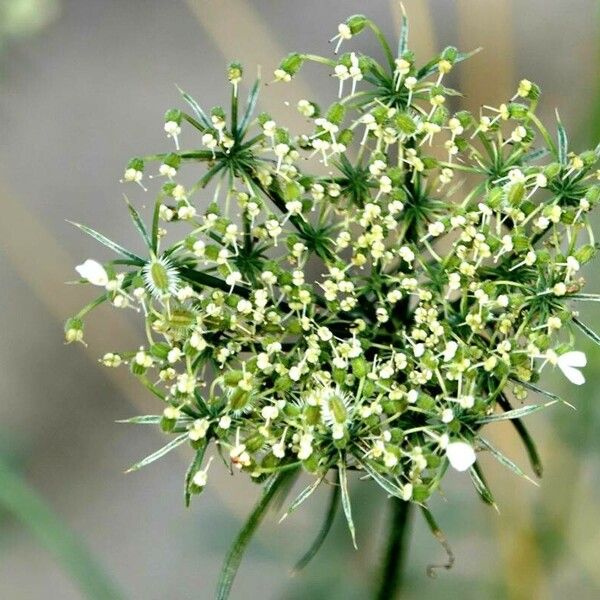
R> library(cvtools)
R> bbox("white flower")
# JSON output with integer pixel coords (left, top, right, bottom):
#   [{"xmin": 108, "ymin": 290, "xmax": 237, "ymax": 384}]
[
  {"xmin": 557, "ymin": 350, "xmax": 587, "ymax": 385},
  {"xmin": 75, "ymin": 259, "xmax": 108, "ymax": 287},
  {"xmin": 446, "ymin": 441, "xmax": 476, "ymax": 472}
]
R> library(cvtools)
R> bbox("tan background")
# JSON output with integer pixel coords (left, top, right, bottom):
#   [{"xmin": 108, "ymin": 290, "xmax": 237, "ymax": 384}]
[{"xmin": 0, "ymin": 0, "xmax": 598, "ymax": 598}]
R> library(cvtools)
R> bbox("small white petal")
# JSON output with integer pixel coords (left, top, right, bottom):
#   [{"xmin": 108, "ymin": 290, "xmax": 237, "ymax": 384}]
[
  {"xmin": 75, "ymin": 259, "xmax": 108, "ymax": 287},
  {"xmin": 559, "ymin": 364, "xmax": 585, "ymax": 386},
  {"xmin": 558, "ymin": 350, "xmax": 587, "ymax": 368},
  {"xmin": 446, "ymin": 441, "xmax": 476, "ymax": 472}
]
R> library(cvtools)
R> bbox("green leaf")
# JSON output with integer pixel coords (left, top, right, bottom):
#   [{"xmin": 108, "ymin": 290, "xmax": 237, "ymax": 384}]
[
  {"xmin": 522, "ymin": 147, "xmax": 549, "ymax": 163},
  {"xmin": 573, "ymin": 316, "xmax": 600, "ymax": 345},
  {"xmin": 479, "ymin": 437, "xmax": 538, "ymax": 486},
  {"xmin": 338, "ymin": 461, "xmax": 357, "ymax": 549},
  {"xmin": 116, "ymin": 415, "xmax": 162, "ymax": 425},
  {"xmin": 151, "ymin": 198, "xmax": 161, "ymax": 254},
  {"xmin": 123, "ymin": 195, "xmax": 152, "ymax": 249},
  {"xmin": 69, "ymin": 221, "xmax": 145, "ymax": 264},
  {"xmin": 0, "ymin": 456, "xmax": 123, "ymax": 600},
  {"xmin": 74, "ymin": 292, "xmax": 110, "ymax": 320},
  {"xmin": 179, "ymin": 266, "xmax": 250, "ymax": 297},
  {"xmin": 418, "ymin": 47, "xmax": 481, "ymax": 78},
  {"xmin": 568, "ymin": 293, "xmax": 600, "ymax": 302},
  {"xmin": 511, "ymin": 378, "xmax": 564, "ymax": 404},
  {"xmin": 556, "ymin": 109, "xmax": 568, "ymax": 165},
  {"xmin": 420, "ymin": 506, "xmax": 454, "ymax": 577},
  {"xmin": 469, "ymin": 462, "xmax": 497, "ymax": 509},
  {"xmin": 125, "ymin": 434, "xmax": 188, "ymax": 473},
  {"xmin": 216, "ymin": 470, "xmax": 296, "ymax": 600},
  {"xmin": 475, "ymin": 401, "xmax": 557, "ymax": 424},
  {"xmin": 360, "ymin": 459, "xmax": 404, "ymax": 498},
  {"xmin": 397, "ymin": 4, "xmax": 408, "ymax": 56},
  {"xmin": 498, "ymin": 395, "xmax": 543, "ymax": 477},
  {"xmin": 279, "ymin": 474, "xmax": 324, "ymax": 522},
  {"xmin": 177, "ymin": 86, "xmax": 211, "ymax": 129},
  {"xmin": 185, "ymin": 443, "xmax": 207, "ymax": 507},
  {"xmin": 239, "ymin": 77, "xmax": 261, "ymax": 137},
  {"xmin": 293, "ymin": 474, "xmax": 340, "ymax": 573}
]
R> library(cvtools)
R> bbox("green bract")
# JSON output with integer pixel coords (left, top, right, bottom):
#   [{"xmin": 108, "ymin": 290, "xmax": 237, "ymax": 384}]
[{"xmin": 67, "ymin": 11, "xmax": 600, "ymax": 598}]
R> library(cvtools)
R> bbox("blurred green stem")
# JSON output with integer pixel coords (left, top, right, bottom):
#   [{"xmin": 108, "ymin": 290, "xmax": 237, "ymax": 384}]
[
  {"xmin": 0, "ymin": 456, "xmax": 123, "ymax": 600},
  {"xmin": 375, "ymin": 498, "xmax": 412, "ymax": 600}
]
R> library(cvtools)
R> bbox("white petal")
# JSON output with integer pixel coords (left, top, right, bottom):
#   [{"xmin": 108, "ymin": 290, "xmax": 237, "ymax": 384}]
[
  {"xmin": 75, "ymin": 259, "xmax": 108, "ymax": 287},
  {"xmin": 446, "ymin": 441, "xmax": 476, "ymax": 472},
  {"xmin": 559, "ymin": 364, "xmax": 585, "ymax": 386},
  {"xmin": 558, "ymin": 350, "xmax": 587, "ymax": 368}
]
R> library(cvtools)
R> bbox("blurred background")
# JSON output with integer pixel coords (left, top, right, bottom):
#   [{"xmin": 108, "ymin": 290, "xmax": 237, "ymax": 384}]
[{"xmin": 0, "ymin": 0, "xmax": 598, "ymax": 598}]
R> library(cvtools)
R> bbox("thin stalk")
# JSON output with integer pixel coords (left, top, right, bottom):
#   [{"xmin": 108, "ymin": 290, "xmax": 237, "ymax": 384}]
[{"xmin": 374, "ymin": 498, "xmax": 412, "ymax": 600}]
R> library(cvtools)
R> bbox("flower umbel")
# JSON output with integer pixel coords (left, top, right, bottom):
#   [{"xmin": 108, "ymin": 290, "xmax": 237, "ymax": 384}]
[{"xmin": 66, "ymin": 10, "xmax": 599, "ymax": 598}]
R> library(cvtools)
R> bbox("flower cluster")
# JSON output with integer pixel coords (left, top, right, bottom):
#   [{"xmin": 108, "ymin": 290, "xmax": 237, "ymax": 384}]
[{"xmin": 66, "ymin": 11, "xmax": 599, "ymax": 589}]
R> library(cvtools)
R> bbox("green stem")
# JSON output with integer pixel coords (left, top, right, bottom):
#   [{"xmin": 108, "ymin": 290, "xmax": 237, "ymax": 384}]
[
  {"xmin": 0, "ymin": 456, "xmax": 123, "ymax": 599},
  {"xmin": 374, "ymin": 499, "xmax": 412, "ymax": 600}
]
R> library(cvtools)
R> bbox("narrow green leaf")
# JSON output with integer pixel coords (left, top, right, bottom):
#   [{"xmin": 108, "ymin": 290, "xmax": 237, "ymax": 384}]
[
  {"xmin": 116, "ymin": 415, "xmax": 162, "ymax": 425},
  {"xmin": 216, "ymin": 470, "xmax": 295, "ymax": 600},
  {"xmin": 475, "ymin": 401, "xmax": 556, "ymax": 424},
  {"xmin": 511, "ymin": 378, "xmax": 564, "ymax": 404},
  {"xmin": 568, "ymin": 293, "xmax": 600, "ymax": 302},
  {"xmin": 360, "ymin": 459, "xmax": 404, "ymax": 498},
  {"xmin": 125, "ymin": 434, "xmax": 188, "ymax": 473},
  {"xmin": 293, "ymin": 474, "xmax": 340, "ymax": 573},
  {"xmin": 0, "ymin": 456, "xmax": 123, "ymax": 600},
  {"xmin": 397, "ymin": 4, "xmax": 409, "ymax": 57},
  {"xmin": 179, "ymin": 266, "xmax": 250, "ymax": 297},
  {"xmin": 479, "ymin": 437, "xmax": 538, "ymax": 486},
  {"xmin": 469, "ymin": 462, "xmax": 497, "ymax": 509},
  {"xmin": 123, "ymin": 195, "xmax": 152, "ymax": 249},
  {"xmin": 420, "ymin": 506, "xmax": 454, "ymax": 577},
  {"xmin": 573, "ymin": 316, "xmax": 600, "ymax": 345},
  {"xmin": 69, "ymin": 221, "xmax": 145, "ymax": 264},
  {"xmin": 498, "ymin": 395, "xmax": 543, "ymax": 477},
  {"xmin": 177, "ymin": 86, "xmax": 211, "ymax": 128},
  {"xmin": 418, "ymin": 47, "xmax": 481, "ymax": 78},
  {"xmin": 74, "ymin": 292, "xmax": 109, "ymax": 320},
  {"xmin": 151, "ymin": 198, "xmax": 161, "ymax": 254},
  {"xmin": 522, "ymin": 147, "xmax": 549, "ymax": 163},
  {"xmin": 185, "ymin": 443, "xmax": 207, "ymax": 507},
  {"xmin": 338, "ymin": 461, "xmax": 357, "ymax": 549},
  {"xmin": 556, "ymin": 109, "xmax": 568, "ymax": 165},
  {"xmin": 279, "ymin": 474, "xmax": 324, "ymax": 522},
  {"xmin": 239, "ymin": 77, "xmax": 261, "ymax": 136}
]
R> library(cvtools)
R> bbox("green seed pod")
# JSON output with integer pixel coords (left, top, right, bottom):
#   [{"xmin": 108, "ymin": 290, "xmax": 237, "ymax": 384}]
[
  {"xmin": 274, "ymin": 376, "xmax": 293, "ymax": 393},
  {"xmin": 394, "ymin": 112, "xmax": 417, "ymax": 135},
  {"xmin": 224, "ymin": 370, "xmax": 244, "ymax": 387},
  {"xmin": 245, "ymin": 433, "xmax": 265, "ymax": 453},
  {"xmin": 576, "ymin": 244, "xmax": 596, "ymax": 265},
  {"xmin": 326, "ymin": 102, "xmax": 346, "ymax": 125},
  {"xmin": 227, "ymin": 61, "xmax": 243, "ymax": 82},
  {"xmin": 261, "ymin": 453, "xmax": 280, "ymax": 470},
  {"xmin": 302, "ymin": 453, "xmax": 320, "ymax": 473},
  {"xmin": 160, "ymin": 415, "xmax": 177, "ymax": 433},
  {"xmin": 508, "ymin": 182, "xmax": 525, "ymax": 206},
  {"xmin": 278, "ymin": 53, "xmax": 304, "ymax": 76},
  {"xmin": 412, "ymin": 485, "xmax": 430, "ymax": 503},
  {"xmin": 351, "ymin": 357, "xmax": 369, "ymax": 378},
  {"xmin": 164, "ymin": 108, "xmax": 182, "ymax": 124},
  {"xmin": 346, "ymin": 14, "xmax": 367, "ymax": 34},
  {"xmin": 229, "ymin": 388, "xmax": 250, "ymax": 411},
  {"xmin": 130, "ymin": 362, "xmax": 146, "ymax": 376},
  {"xmin": 304, "ymin": 405, "xmax": 321, "ymax": 426},
  {"xmin": 544, "ymin": 162, "xmax": 561, "ymax": 179},
  {"xmin": 332, "ymin": 368, "xmax": 346, "ymax": 386}
]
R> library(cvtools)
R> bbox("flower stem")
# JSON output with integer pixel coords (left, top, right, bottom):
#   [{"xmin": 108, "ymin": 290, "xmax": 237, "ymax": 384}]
[{"xmin": 374, "ymin": 498, "xmax": 412, "ymax": 600}]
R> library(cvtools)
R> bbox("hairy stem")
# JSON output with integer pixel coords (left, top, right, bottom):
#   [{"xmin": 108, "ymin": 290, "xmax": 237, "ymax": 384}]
[{"xmin": 374, "ymin": 498, "xmax": 412, "ymax": 600}]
